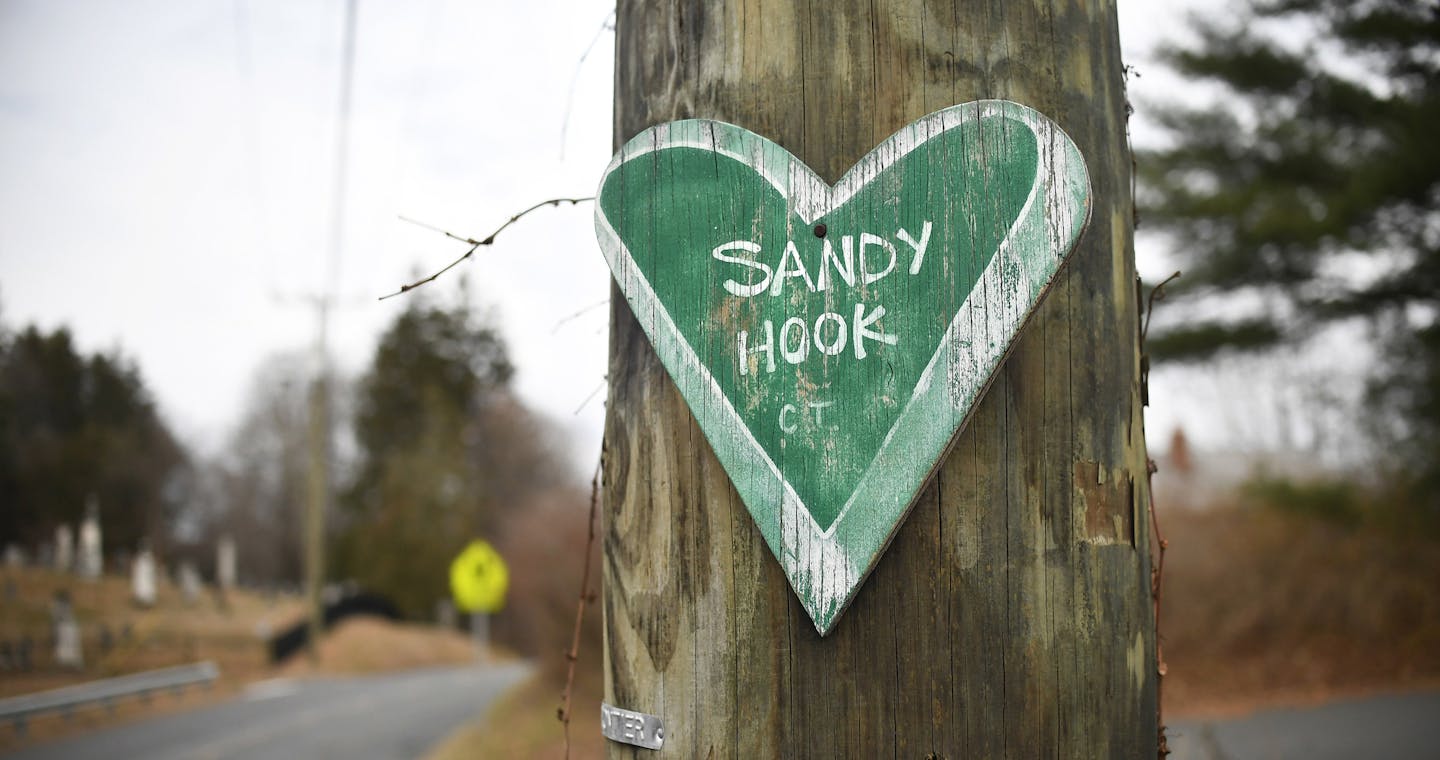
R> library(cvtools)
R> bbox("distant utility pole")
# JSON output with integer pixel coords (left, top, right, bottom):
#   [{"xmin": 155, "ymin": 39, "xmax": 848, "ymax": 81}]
[
  {"xmin": 304, "ymin": 298, "xmax": 331, "ymax": 663},
  {"xmin": 603, "ymin": 1, "xmax": 1156, "ymax": 757},
  {"xmin": 303, "ymin": 0, "xmax": 358, "ymax": 662}
]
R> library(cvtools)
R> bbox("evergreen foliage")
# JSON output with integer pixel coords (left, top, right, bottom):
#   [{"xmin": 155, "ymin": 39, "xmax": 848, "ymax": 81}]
[
  {"xmin": 1140, "ymin": 0, "xmax": 1440, "ymax": 502},
  {"xmin": 0, "ymin": 323, "xmax": 186, "ymax": 552},
  {"xmin": 335, "ymin": 296, "xmax": 565, "ymax": 618}
]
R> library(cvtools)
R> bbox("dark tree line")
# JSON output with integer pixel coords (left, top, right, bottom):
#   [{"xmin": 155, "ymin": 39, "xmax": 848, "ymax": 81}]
[
  {"xmin": 0, "ymin": 321, "xmax": 186, "ymax": 555},
  {"xmin": 0, "ymin": 289, "xmax": 579, "ymax": 616}
]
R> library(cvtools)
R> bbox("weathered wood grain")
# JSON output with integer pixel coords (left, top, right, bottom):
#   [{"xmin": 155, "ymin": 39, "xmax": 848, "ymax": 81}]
[{"xmin": 603, "ymin": 0, "xmax": 1156, "ymax": 756}]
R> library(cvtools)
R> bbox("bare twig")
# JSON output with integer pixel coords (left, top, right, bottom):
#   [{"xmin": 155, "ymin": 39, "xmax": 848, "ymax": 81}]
[
  {"xmin": 380, "ymin": 197, "xmax": 593, "ymax": 300},
  {"xmin": 1123, "ymin": 62, "xmax": 1141, "ymax": 230},
  {"xmin": 559, "ymin": 9, "xmax": 616, "ymax": 159},
  {"xmin": 573, "ymin": 378, "xmax": 606, "ymax": 416},
  {"xmin": 558, "ymin": 455, "xmax": 603, "ymax": 759},
  {"xmin": 551, "ymin": 299, "xmax": 609, "ymax": 334},
  {"xmin": 1139, "ymin": 271, "xmax": 1178, "ymax": 759},
  {"xmin": 1147, "ymin": 456, "xmax": 1170, "ymax": 758},
  {"xmin": 1141, "ymin": 271, "xmax": 1182, "ymax": 344}
]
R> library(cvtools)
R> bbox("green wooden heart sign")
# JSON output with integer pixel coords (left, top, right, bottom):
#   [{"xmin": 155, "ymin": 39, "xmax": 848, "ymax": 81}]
[{"xmin": 596, "ymin": 100, "xmax": 1090, "ymax": 635}]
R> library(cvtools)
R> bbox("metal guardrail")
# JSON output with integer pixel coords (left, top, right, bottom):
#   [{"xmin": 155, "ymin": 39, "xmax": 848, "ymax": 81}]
[{"xmin": 0, "ymin": 660, "xmax": 219, "ymax": 734}]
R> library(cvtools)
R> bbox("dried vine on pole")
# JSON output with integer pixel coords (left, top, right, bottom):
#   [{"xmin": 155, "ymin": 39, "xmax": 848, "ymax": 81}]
[
  {"xmin": 380, "ymin": 196, "xmax": 593, "ymax": 300},
  {"xmin": 1142, "ymin": 270, "xmax": 1182, "ymax": 344},
  {"xmin": 557, "ymin": 455, "xmax": 602, "ymax": 759},
  {"xmin": 1147, "ymin": 455, "xmax": 1170, "ymax": 759},
  {"xmin": 1141, "ymin": 270, "xmax": 1180, "ymax": 759}
]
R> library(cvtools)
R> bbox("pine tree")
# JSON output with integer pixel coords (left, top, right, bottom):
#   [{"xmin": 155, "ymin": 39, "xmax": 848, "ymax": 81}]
[
  {"xmin": 335, "ymin": 293, "xmax": 568, "ymax": 617},
  {"xmin": 1140, "ymin": 0, "xmax": 1440, "ymax": 507},
  {"xmin": 0, "ymin": 324, "xmax": 186, "ymax": 550}
]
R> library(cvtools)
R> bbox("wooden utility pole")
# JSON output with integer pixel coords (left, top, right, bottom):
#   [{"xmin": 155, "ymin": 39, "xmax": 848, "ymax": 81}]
[
  {"xmin": 304, "ymin": 300, "xmax": 330, "ymax": 663},
  {"xmin": 602, "ymin": 1, "xmax": 1156, "ymax": 757},
  {"xmin": 302, "ymin": 0, "xmax": 357, "ymax": 662}
]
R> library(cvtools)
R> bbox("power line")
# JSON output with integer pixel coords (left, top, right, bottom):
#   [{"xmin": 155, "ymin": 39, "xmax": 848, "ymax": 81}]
[
  {"xmin": 304, "ymin": 0, "xmax": 359, "ymax": 664},
  {"xmin": 327, "ymin": 0, "xmax": 359, "ymax": 295}
]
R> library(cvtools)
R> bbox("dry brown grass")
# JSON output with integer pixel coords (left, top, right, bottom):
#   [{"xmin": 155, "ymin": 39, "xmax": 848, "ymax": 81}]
[
  {"xmin": 0, "ymin": 567, "xmax": 299, "ymax": 750},
  {"xmin": 0, "ymin": 567, "xmax": 302, "ymax": 697},
  {"xmin": 1159, "ymin": 503, "xmax": 1440, "ymax": 717},
  {"xmin": 424, "ymin": 670, "xmax": 604, "ymax": 760},
  {"xmin": 278, "ymin": 617, "xmax": 480, "ymax": 676}
]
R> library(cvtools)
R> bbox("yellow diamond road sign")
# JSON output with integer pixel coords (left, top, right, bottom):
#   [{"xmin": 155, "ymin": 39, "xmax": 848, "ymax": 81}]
[{"xmin": 450, "ymin": 540, "xmax": 509, "ymax": 614}]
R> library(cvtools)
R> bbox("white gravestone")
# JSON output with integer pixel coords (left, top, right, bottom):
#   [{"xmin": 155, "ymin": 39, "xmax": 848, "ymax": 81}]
[
  {"xmin": 51, "ymin": 593, "xmax": 83, "ymax": 669},
  {"xmin": 216, "ymin": 536, "xmax": 237, "ymax": 590},
  {"xmin": 78, "ymin": 499, "xmax": 102, "ymax": 580},
  {"xmin": 131, "ymin": 548, "xmax": 157, "ymax": 607}
]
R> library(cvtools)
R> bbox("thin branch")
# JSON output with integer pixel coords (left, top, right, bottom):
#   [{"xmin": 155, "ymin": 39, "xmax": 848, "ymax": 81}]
[
  {"xmin": 1141, "ymin": 271, "xmax": 1182, "ymax": 344},
  {"xmin": 379, "ymin": 241, "xmax": 480, "ymax": 301},
  {"xmin": 1147, "ymin": 456, "xmax": 1171, "ymax": 759},
  {"xmin": 1123, "ymin": 62, "xmax": 1141, "ymax": 230},
  {"xmin": 558, "ymin": 455, "xmax": 603, "ymax": 760},
  {"xmin": 573, "ymin": 378, "xmax": 606, "ymax": 416},
  {"xmin": 551, "ymin": 299, "xmax": 609, "ymax": 334},
  {"xmin": 559, "ymin": 9, "xmax": 616, "ymax": 159},
  {"xmin": 395, "ymin": 214, "xmax": 478, "ymax": 243},
  {"xmin": 380, "ymin": 197, "xmax": 594, "ymax": 300},
  {"xmin": 1140, "ymin": 273, "xmax": 1176, "ymax": 759}
]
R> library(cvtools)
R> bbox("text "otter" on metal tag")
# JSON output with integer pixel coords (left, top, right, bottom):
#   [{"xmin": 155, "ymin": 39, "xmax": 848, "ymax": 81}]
[{"xmin": 601, "ymin": 702, "xmax": 665, "ymax": 750}]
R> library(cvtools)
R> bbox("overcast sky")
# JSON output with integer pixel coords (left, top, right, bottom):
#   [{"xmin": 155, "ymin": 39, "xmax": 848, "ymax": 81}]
[{"xmin": 0, "ymin": 0, "xmax": 1219, "ymax": 472}]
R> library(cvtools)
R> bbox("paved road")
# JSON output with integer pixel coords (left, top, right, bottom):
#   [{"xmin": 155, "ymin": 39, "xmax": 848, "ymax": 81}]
[
  {"xmin": 6, "ymin": 662, "xmax": 529, "ymax": 760},
  {"xmin": 1169, "ymin": 689, "xmax": 1440, "ymax": 760}
]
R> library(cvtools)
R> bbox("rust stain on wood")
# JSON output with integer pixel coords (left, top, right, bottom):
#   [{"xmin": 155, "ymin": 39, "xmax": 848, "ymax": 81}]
[{"xmin": 1074, "ymin": 459, "xmax": 1135, "ymax": 545}]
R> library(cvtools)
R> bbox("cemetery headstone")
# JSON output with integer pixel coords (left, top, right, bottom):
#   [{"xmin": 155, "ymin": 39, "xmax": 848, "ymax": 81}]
[
  {"xmin": 216, "ymin": 535, "xmax": 237, "ymax": 590},
  {"xmin": 78, "ymin": 497, "xmax": 102, "ymax": 580},
  {"xmin": 132, "ymin": 547, "xmax": 157, "ymax": 608},
  {"xmin": 50, "ymin": 591, "xmax": 83, "ymax": 669},
  {"xmin": 55, "ymin": 525, "xmax": 74, "ymax": 573}
]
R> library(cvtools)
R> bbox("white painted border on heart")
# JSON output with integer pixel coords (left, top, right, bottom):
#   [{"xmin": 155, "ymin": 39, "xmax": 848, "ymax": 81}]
[{"xmin": 596, "ymin": 99, "xmax": 1091, "ymax": 635}]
